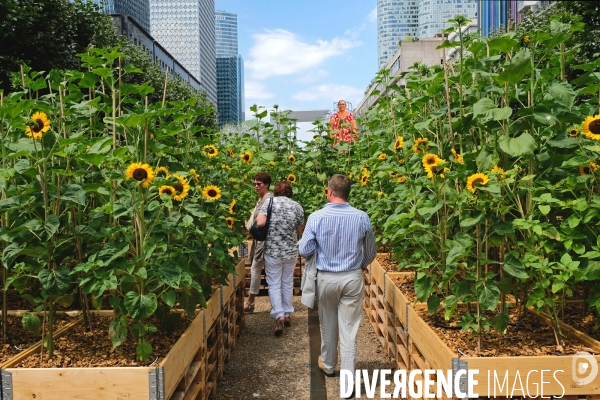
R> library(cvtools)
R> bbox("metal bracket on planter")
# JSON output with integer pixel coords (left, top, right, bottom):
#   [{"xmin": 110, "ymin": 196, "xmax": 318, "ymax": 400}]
[
  {"xmin": 405, "ymin": 302, "xmax": 409, "ymax": 334},
  {"xmin": 203, "ymin": 311, "xmax": 207, "ymax": 340},
  {"xmin": 219, "ymin": 287, "xmax": 224, "ymax": 311},
  {"xmin": 451, "ymin": 358, "xmax": 468, "ymax": 400},
  {"xmin": 148, "ymin": 366, "xmax": 165, "ymax": 400},
  {"xmin": 1, "ymin": 369, "xmax": 13, "ymax": 400},
  {"xmin": 232, "ymin": 274, "xmax": 236, "ymax": 289},
  {"xmin": 382, "ymin": 272, "xmax": 387, "ymax": 297}
]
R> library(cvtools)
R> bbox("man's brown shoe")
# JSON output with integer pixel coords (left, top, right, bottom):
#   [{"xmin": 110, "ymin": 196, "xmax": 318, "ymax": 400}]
[{"xmin": 318, "ymin": 355, "xmax": 335, "ymax": 377}]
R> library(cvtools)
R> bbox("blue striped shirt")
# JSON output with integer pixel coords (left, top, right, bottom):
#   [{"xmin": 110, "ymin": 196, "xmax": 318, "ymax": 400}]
[{"xmin": 298, "ymin": 202, "xmax": 377, "ymax": 272}]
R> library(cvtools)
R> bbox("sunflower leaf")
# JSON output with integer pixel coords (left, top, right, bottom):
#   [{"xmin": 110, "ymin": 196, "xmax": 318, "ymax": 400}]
[
  {"xmin": 477, "ymin": 282, "xmax": 500, "ymax": 311},
  {"xmin": 22, "ymin": 313, "xmax": 41, "ymax": 336},
  {"xmin": 38, "ymin": 266, "xmax": 71, "ymax": 295},
  {"xmin": 498, "ymin": 133, "xmax": 536, "ymax": 157},
  {"xmin": 136, "ymin": 342, "xmax": 152, "ymax": 361},
  {"xmin": 55, "ymin": 184, "xmax": 86, "ymax": 206},
  {"xmin": 108, "ymin": 320, "xmax": 127, "ymax": 350},
  {"xmin": 124, "ymin": 292, "xmax": 157, "ymax": 320},
  {"xmin": 498, "ymin": 48, "xmax": 532, "ymax": 84},
  {"xmin": 548, "ymin": 81, "xmax": 576, "ymax": 110},
  {"xmin": 503, "ymin": 253, "xmax": 529, "ymax": 279}
]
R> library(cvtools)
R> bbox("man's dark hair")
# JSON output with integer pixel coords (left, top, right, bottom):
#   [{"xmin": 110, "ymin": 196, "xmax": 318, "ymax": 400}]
[
  {"xmin": 329, "ymin": 174, "xmax": 351, "ymax": 200},
  {"xmin": 253, "ymin": 172, "xmax": 272, "ymax": 186},
  {"xmin": 273, "ymin": 181, "xmax": 293, "ymax": 198}
]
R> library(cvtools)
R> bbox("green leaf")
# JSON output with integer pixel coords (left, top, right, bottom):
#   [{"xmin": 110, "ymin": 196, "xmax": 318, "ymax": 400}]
[
  {"xmin": 414, "ymin": 275, "xmax": 433, "ymax": 302},
  {"xmin": 548, "ymin": 81, "xmax": 575, "ymax": 110},
  {"xmin": 260, "ymin": 151, "xmax": 275, "ymax": 161},
  {"xmin": 79, "ymin": 153, "xmax": 105, "ymax": 167},
  {"xmin": 136, "ymin": 341, "xmax": 152, "ymax": 361},
  {"xmin": 567, "ymin": 215, "xmax": 581, "ymax": 229},
  {"xmin": 157, "ymin": 262, "xmax": 182, "ymax": 288},
  {"xmin": 451, "ymin": 281, "xmax": 470, "ymax": 298},
  {"xmin": 490, "ymin": 312, "xmax": 509, "ymax": 333},
  {"xmin": 498, "ymin": 133, "xmax": 536, "ymax": 157},
  {"xmin": 38, "ymin": 266, "xmax": 71, "ymax": 295},
  {"xmin": 538, "ymin": 205, "xmax": 551, "ymax": 215},
  {"xmin": 475, "ymin": 148, "xmax": 497, "ymax": 172},
  {"xmin": 108, "ymin": 320, "xmax": 127, "ymax": 349},
  {"xmin": 56, "ymin": 184, "xmax": 86, "ymax": 206},
  {"xmin": 427, "ymin": 295, "xmax": 440, "ymax": 314},
  {"xmin": 124, "ymin": 292, "xmax": 157, "ymax": 320},
  {"xmin": 503, "ymin": 253, "xmax": 528, "ymax": 279},
  {"xmin": 498, "ymin": 48, "xmax": 532, "ymax": 84},
  {"xmin": 459, "ymin": 211, "xmax": 483, "ymax": 228},
  {"xmin": 443, "ymin": 295, "xmax": 458, "ymax": 320},
  {"xmin": 22, "ymin": 313, "xmax": 41, "ymax": 336},
  {"xmin": 43, "ymin": 215, "xmax": 61, "ymax": 239},
  {"xmin": 417, "ymin": 201, "xmax": 443, "ymax": 221},
  {"xmin": 14, "ymin": 159, "xmax": 31, "ymax": 174},
  {"xmin": 477, "ymin": 283, "xmax": 500, "ymax": 311},
  {"xmin": 161, "ymin": 290, "xmax": 177, "ymax": 307},
  {"xmin": 179, "ymin": 291, "xmax": 198, "ymax": 318},
  {"xmin": 487, "ymin": 36, "xmax": 518, "ymax": 53},
  {"xmin": 2, "ymin": 242, "xmax": 23, "ymax": 265}
]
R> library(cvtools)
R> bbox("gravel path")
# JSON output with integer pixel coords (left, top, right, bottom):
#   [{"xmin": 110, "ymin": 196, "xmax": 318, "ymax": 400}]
[{"xmin": 216, "ymin": 296, "xmax": 396, "ymax": 400}]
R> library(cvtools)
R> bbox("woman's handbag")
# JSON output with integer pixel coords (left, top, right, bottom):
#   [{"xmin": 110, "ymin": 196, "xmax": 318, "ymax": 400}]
[{"xmin": 249, "ymin": 198, "xmax": 272, "ymax": 241}]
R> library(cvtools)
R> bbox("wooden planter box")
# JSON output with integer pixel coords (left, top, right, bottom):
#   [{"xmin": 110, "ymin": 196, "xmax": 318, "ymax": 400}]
[
  {"xmin": 0, "ymin": 258, "xmax": 247, "ymax": 400},
  {"xmin": 364, "ymin": 258, "xmax": 600, "ymax": 399}
]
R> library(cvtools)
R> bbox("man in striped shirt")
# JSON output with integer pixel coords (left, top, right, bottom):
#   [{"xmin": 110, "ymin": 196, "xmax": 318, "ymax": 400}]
[{"xmin": 299, "ymin": 174, "xmax": 376, "ymax": 396}]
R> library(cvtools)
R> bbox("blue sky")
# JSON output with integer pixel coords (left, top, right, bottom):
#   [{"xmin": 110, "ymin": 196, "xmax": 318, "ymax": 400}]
[{"xmin": 215, "ymin": 0, "xmax": 378, "ymax": 126}]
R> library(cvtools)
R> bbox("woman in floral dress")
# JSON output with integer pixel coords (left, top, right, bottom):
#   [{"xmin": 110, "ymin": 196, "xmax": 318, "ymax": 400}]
[{"xmin": 329, "ymin": 100, "xmax": 358, "ymax": 144}]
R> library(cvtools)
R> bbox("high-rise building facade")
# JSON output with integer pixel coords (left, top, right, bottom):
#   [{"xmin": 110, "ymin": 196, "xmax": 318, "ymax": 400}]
[
  {"xmin": 417, "ymin": 0, "xmax": 477, "ymax": 38},
  {"xmin": 377, "ymin": 0, "xmax": 419, "ymax": 69},
  {"xmin": 377, "ymin": 0, "xmax": 477, "ymax": 68},
  {"xmin": 102, "ymin": 0, "xmax": 217, "ymax": 102},
  {"xmin": 215, "ymin": 10, "xmax": 244, "ymax": 125},
  {"xmin": 478, "ymin": 0, "xmax": 519, "ymax": 37}
]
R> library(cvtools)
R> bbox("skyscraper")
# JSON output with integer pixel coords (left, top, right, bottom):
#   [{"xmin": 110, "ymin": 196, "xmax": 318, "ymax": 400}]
[
  {"xmin": 478, "ymin": 0, "xmax": 519, "ymax": 37},
  {"xmin": 215, "ymin": 10, "xmax": 244, "ymax": 125},
  {"xmin": 377, "ymin": 0, "xmax": 477, "ymax": 68},
  {"xmin": 377, "ymin": 0, "xmax": 419, "ymax": 69},
  {"xmin": 103, "ymin": 0, "xmax": 217, "ymax": 102}
]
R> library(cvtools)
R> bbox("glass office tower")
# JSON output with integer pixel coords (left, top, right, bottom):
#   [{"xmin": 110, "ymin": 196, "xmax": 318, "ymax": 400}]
[
  {"xmin": 478, "ymin": 0, "xmax": 519, "ymax": 37},
  {"xmin": 377, "ymin": 0, "xmax": 419, "ymax": 69},
  {"xmin": 417, "ymin": 0, "xmax": 477, "ymax": 38}
]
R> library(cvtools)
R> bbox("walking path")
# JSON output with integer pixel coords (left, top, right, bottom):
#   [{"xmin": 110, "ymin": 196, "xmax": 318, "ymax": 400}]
[{"xmin": 215, "ymin": 296, "xmax": 394, "ymax": 400}]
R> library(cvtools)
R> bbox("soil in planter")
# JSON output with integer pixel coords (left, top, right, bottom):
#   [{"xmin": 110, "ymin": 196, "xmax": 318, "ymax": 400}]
[
  {"xmin": 376, "ymin": 254, "xmax": 398, "ymax": 272},
  {"xmin": 15, "ymin": 314, "xmax": 192, "ymax": 368},
  {"xmin": 560, "ymin": 302, "xmax": 599, "ymax": 341},
  {"xmin": 0, "ymin": 315, "xmax": 74, "ymax": 364},
  {"xmin": 389, "ymin": 274, "xmax": 416, "ymax": 302},
  {"xmin": 0, "ymin": 292, "xmax": 34, "ymax": 311},
  {"xmin": 419, "ymin": 306, "xmax": 590, "ymax": 357}
]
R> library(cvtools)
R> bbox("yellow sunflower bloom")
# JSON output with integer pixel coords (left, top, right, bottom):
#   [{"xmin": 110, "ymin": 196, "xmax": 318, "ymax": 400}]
[
  {"xmin": 323, "ymin": 187, "xmax": 329, "ymax": 196},
  {"xmin": 412, "ymin": 137, "xmax": 429, "ymax": 153},
  {"xmin": 397, "ymin": 176, "xmax": 407, "ymax": 183},
  {"xmin": 524, "ymin": 35, "xmax": 530, "ymax": 43},
  {"xmin": 450, "ymin": 149, "xmax": 464, "ymax": 165},
  {"xmin": 378, "ymin": 153, "xmax": 387, "ymax": 160},
  {"xmin": 225, "ymin": 217, "xmax": 234, "ymax": 229},
  {"xmin": 399, "ymin": 159, "xmax": 405, "ymax": 165},
  {"xmin": 171, "ymin": 174, "xmax": 191, "ymax": 201},
  {"xmin": 582, "ymin": 115, "xmax": 600, "ymax": 141},
  {"xmin": 360, "ymin": 175, "xmax": 369, "ymax": 186},
  {"xmin": 159, "ymin": 185, "xmax": 176, "ymax": 198},
  {"xmin": 466, "ymin": 173, "xmax": 490, "ymax": 194},
  {"xmin": 389, "ymin": 172, "xmax": 399, "ymax": 179},
  {"xmin": 229, "ymin": 199, "xmax": 237, "ymax": 214},
  {"xmin": 241, "ymin": 151, "xmax": 253, "ymax": 163},
  {"xmin": 189, "ymin": 169, "xmax": 200, "ymax": 184},
  {"xmin": 591, "ymin": 162, "xmax": 599, "ymax": 171},
  {"xmin": 25, "ymin": 111, "xmax": 51, "ymax": 140},
  {"xmin": 360, "ymin": 167, "xmax": 370, "ymax": 177},
  {"xmin": 126, "ymin": 163, "xmax": 155, "ymax": 188},
  {"xmin": 580, "ymin": 163, "xmax": 598, "ymax": 176},
  {"xmin": 568, "ymin": 126, "xmax": 580, "ymax": 137},
  {"xmin": 156, "ymin": 166, "xmax": 170, "ymax": 179},
  {"xmin": 228, "ymin": 148, "xmax": 235, "ymax": 158},
  {"xmin": 202, "ymin": 185, "xmax": 222, "ymax": 201},
  {"xmin": 422, "ymin": 153, "xmax": 444, "ymax": 169},
  {"xmin": 491, "ymin": 165, "xmax": 506, "ymax": 180},
  {"xmin": 348, "ymin": 173, "xmax": 353, "ymax": 179},
  {"xmin": 287, "ymin": 174, "xmax": 297, "ymax": 183},
  {"xmin": 203, "ymin": 144, "xmax": 219, "ymax": 157},
  {"xmin": 377, "ymin": 191, "xmax": 384, "ymax": 198},
  {"xmin": 288, "ymin": 155, "xmax": 296, "ymax": 163},
  {"xmin": 394, "ymin": 137, "xmax": 404, "ymax": 151},
  {"xmin": 269, "ymin": 161, "xmax": 275, "ymax": 169},
  {"xmin": 222, "ymin": 164, "xmax": 231, "ymax": 170}
]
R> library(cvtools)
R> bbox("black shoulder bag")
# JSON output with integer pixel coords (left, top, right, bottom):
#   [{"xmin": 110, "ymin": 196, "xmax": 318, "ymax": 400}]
[{"xmin": 249, "ymin": 198, "xmax": 273, "ymax": 241}]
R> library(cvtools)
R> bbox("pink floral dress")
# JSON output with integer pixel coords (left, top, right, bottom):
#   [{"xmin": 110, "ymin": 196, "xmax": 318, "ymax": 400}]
[{"xmin": 330, "ymin": 112, "xmax": 356, "ymax": 144}]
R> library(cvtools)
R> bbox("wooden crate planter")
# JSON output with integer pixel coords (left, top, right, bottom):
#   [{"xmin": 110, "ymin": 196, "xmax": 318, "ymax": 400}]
[
  {"xmin": 365, "ymin": 257, "xmax": 600, "ymax": 399},
  {"xmin": 0, "ymin": 259, "xmax": 246, "ymax": 400}
]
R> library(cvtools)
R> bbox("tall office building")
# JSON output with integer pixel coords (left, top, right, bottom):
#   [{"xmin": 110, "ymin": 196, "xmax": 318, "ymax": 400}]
[
  {"xmin": 377, "ymin": 0, "xmax": 419, "ymax": 69},
  {"xmin": 417, "ymin": 0, "xmax": 477, "ymax": 38},
  {"xmin": 377, "ymin": 0, "xmax": 477, "ymax": 68},
  {"xmin": 478, "ymin": 0, "xmax": 519, "ymax": 37},
  {"xmin": 103, "ymin": 1, "xmax": 217, "ymax": 102},
  {"xmin": 215, "ymin": 10, "xmax": 244, "ymax": 125}
]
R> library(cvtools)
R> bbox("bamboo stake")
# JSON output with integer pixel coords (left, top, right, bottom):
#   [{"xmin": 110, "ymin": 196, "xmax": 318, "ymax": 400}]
[
  {"xmin": 442, "ymin": 49, "xmax": 456, "ymax": 150},
  {"xmin": 20, "ymin": 65, "xmax": 26, "ymax": 92},
  {"xmin": 162, "ymin": 67, "xmax": 169, "ymax": 108},
  {"xmin": 144, "ymin": 96, "xmax": 148, "ymax": 162},
  {"xmin": 58, "ymin": 85, "xmax": 66, "ymax": 139}
]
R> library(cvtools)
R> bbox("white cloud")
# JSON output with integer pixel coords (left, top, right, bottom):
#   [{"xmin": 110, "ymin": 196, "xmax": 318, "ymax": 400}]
[
  {"xmin": 368, "ymin": 8, "xmax": 377, "ymax": 23},
  {"xmin": 296, "ymin": 69, "xmax": 329, "ymax": 84},
  {"xmin": 292, "ymin": 84, "xmax": 364, "ymax": 103},
  {"xmin": 245, "ymin": 81, "xmax": 275, "ymax": 100},
  {"xmin": 245, "ymin": 29, "xmax": 360, "ymax": 79}
]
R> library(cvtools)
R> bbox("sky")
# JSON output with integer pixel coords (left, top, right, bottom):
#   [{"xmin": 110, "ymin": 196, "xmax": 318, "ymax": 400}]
[{"xmin": 215, "ymin": 0, "xmax": 378, "ymax": 139}]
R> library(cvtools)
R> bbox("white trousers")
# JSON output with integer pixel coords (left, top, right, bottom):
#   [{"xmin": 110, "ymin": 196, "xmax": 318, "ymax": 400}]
[
  {"xmin": 317, "ymin": 268, "xmax": 364, "ymax": 387},
  {"xmin": 264, "ymin": 255, "xmax": 296, "ymax": 319},
  {"xmin": 248, "ymin": 257, "xmax": 264, "ymax": 296}
]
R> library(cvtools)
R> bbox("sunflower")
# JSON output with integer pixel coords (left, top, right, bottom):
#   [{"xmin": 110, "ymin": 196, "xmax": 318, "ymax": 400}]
[
  {"xmin": 466, "ymin": 173, "xmax": 490, "ymax": 194},
  {"xmin": 592, "ymin": 162, "xmax": 599, "ymax": 172},
  {"xmin": 397, "ymin": 176, "xmax": 407, "ymax": 183},
  {"xmin": 378, "ymin": 153, "xmax": 387, "ymax": 160},
  {"xmin": 202, "ymin": 185, "xmax": 222, "ymax": 201},
  {"xmin": 348, "ymin": 173, "xmax": 353, "ymax": 179},
  {"xmin": 126, "ymin": 163, "xmax": 155, "ymax": 188},
  {"xmin": 491, "ymin": 165, "xmax": 506, "ymax": 180},
  {"xmin": 377, "ymin": 191, "xmax": 384, "ymax": 198},
  {"xmin": 389, "ymin": 172, "xmax": 399, "ymax": 179},
  {"xmin": 225, "ymin": 217, "xmax": 234, "ymax": 229},
  {"xmin": 189, "ymin": 169, "xmax": 200, "ymax": 184},
  {"xmin": 323, "ymin": 187, "xmax": 329, "ymax": 196},
  {"xmin": 241, "ymin": 151, "xmax": 253, "ymax": 163},
  {"xmin": 394, "ymin": 137, "xmax": 404, "ymax": 151},
  {"xmin": 360, "ymin": 167, "xmax": 370, "ymax": 177},
  {"xmin": 288, "ymin": 155, "xmax": 296, "ymax": 163},
  {"xmin": 422, "ymin": 153, "xmax": 444, "ymax": 169},
  {"xmin": 25, "ymin": 111, "xmax": 51, "ymax": 140},
  {"xmin": 413, "ymin": 137, "xmax": 429, "ymax": 153},
  {"xmin": 159, "ymin": 185, "xmax": 176, "ymax": 198},
  {"xmin": 360, "ymin": 175, "xmax": 369, "ymax": 186},
  {"xmin": 203, "ymin": 144, "xmax": 219, "ymax": 157},
  {"xmin": 580, "ymin": 163, "xmax": 598, "ymax": 176},
  {"xmin": 426, "ymin": 166, "xmax": 450, "ymax": 179},
  {"xmin": 568, "ymin": 126, "xmax": 580, "ymax": 137},
  {"xmin": 222, "ymin": 164, "xmax": 231, "ymax": 170},
  {"xmin": 269, "ymin": 161, "xmax": 275, "ymax": 169},
  {"xmin": 228, "ymin": 148, "xmax": 235, "ymax": 158},
  {"xmin": 171, "ymin": 174, "xmax": 191, "ymax": 201},
  {"xmin": 582, "ymin": 115, "xmax": 600, "ymax": 141},
  {"xmin": 230, "ymin": 177, "xmax": 236, "ymax": 182},
  {"xmin": 450, "ymin": 149, "xmax": 464, "ymax": 165},
  {"xmin": 524, "ymin": 35, "xmax": 530, "ymax": 43},
  {"xmin": 399, "ymin": 159, "xmax": 405, "ymax": 165},
  {"xmin": 156, "ymin": 166, "xmax": 170, "ymax": 179},
  {"xmin": 229, "ymin": 199, "xmax": 237, "ymax": 214},
  {"xmin": 287, "ymin": 174, "xmax": 297, "ymax": 183}
]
